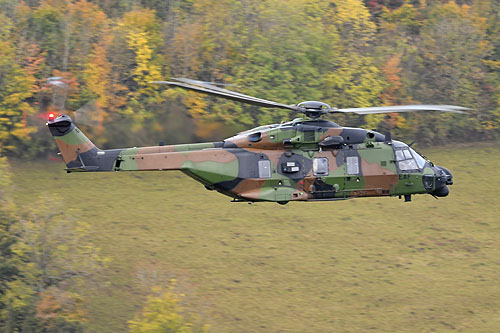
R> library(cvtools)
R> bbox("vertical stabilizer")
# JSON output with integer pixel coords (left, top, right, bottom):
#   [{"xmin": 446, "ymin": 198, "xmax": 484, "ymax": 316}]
[{"xmin": 46, "ymin": 114, "xmax": 111, "ymax": 171}]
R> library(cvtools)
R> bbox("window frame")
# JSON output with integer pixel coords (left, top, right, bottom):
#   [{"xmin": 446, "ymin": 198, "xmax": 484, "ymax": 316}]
[
  {"xmin": 346, "ymin": 156, "xmax": 360, "ymax": 175},
  {"xmin": 394, "ymin": 147, "xmax": 420, "ymax": 172},
  {"xmin": 313, "ymin": 157, "xmax": 329, "ymax": 176},
  {"xmin": 258, "ymin": 160, "xmax": 271, "ymax": 178}
]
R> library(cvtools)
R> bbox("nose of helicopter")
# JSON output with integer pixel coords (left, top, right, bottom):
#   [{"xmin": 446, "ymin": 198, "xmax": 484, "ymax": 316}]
[{"xmin": 431, "ymin": 165, "xmax": 453, "ymax": 197}]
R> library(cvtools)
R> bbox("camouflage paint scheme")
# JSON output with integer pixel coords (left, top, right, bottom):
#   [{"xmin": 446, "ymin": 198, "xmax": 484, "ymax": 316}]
[{"xmin": 47, "ymin": 115, "xmax": 453, "ymax": 203}]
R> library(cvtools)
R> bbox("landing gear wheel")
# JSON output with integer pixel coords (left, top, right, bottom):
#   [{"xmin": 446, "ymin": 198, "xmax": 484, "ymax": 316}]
[{"xmin": 277, "ymin": 201, "xmax": 289, "ymax": 205}]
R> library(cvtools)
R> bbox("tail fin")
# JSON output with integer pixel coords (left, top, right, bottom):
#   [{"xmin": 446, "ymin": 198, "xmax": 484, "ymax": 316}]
[{"xmin": 47, "ymin": 114, "xmax": 119, "ymax": 172}]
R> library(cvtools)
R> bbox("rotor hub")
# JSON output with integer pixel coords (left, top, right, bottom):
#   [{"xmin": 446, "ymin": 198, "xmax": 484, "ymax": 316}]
[{"xmin": 297, "ymin": 101, "xmax": 333, "ymax": 119}]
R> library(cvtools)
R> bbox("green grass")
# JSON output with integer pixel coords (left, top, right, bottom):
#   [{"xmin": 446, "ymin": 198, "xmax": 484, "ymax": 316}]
[{"xmin": 10, "ymin": 143, "xmax": 500, "ymax": 332}]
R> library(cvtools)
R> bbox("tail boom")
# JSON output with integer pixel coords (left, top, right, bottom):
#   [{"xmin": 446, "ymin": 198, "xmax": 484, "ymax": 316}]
[{"xmin": 47, "ymin": 115, "xmax": 227, "ymax": 175}]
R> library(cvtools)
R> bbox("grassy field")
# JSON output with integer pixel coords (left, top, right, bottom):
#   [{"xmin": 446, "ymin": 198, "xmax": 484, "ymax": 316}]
[{"xmin": 10, "ymin": 143, "xmax": 500, "ymax": 332}]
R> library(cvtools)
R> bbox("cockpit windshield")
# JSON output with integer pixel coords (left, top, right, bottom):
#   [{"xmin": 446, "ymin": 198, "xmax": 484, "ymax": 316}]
[
  {"xmin": 409, "ymin": 147, "xmax": 427, "ymax": 169},
  {"xmin": 393, "ymin": 141, "xmax": 428, "ymax": 171}
]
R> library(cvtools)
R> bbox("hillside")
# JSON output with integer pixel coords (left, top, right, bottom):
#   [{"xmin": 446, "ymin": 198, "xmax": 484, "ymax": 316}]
[{"xmin": 10, "ymin": 143, "xmax": 500, "ymax": 332}]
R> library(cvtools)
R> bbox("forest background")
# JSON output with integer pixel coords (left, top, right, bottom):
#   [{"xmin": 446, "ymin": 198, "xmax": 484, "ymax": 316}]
[
  {"xmin": 1, "ymin": 0, "xmax": 500, "ymax": 157},
  {"xmin": 1, "ymin": 0, "xmax": 500, "ymax": 331}
]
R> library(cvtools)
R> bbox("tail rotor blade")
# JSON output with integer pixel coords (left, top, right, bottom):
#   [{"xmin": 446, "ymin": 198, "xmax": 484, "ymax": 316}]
[
  {"xmin": 74, "ymin": 99, "xmax": 100, "ymax": 127},
  {"xmin": 47, "ymin": 77, "xmax": 68, "ymax": 112}
]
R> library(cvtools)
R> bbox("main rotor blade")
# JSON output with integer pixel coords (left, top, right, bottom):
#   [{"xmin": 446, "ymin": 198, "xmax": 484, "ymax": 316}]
[
  {"xmin": 331, "ymin": 105, "xmax": 469, "ymax": 115},
  {"xmin": 172, "ymin": 77, "xmax": 237, "ymax": 87},
  {"xmin": 151, "ymin": 79, "xmax": 299, "ymax": 111},
  {"xmin": 172, "ymin": 78, "xmax": 269, "ymax": 102}
]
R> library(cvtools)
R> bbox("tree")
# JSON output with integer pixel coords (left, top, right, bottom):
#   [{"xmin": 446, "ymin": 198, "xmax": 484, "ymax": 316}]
[
  {"xmin": 118, "ymin": 8, "xmax": 164, "ymax": 115},
  {"xmin": 0, "ymin": 192, "xmax": 109, "ymax": 331},
  {"xmin": 0, "ymin": 0, "xmax": 499, "ymax": 155},
  {"xmin": 0, "ymin": 158, "xmax": 20, "ymax": 321},
  {"xmin": 129, "ymin": 284, "xmax": 209, "ymax": 333},
  {"xmin": 25, "ymin": 2, "xmax": 65, "ymax": 71},
  {"xmin": 0, "ymin": 13, "xmax": 36, "ymax": 156},
  {"xmin": 377, "ymin": 1, "xmax": 499, "ymax": 143},
  {"xmin": 411, "ymin": 2, "xmax": 497, "ymax": 142}
]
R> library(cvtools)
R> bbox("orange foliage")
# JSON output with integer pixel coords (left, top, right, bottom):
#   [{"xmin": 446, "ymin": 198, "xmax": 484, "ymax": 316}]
[
  {"xmin": 380, "ymin": 54, "xmax": 406, "ymax": 128},
  {"xmin": 195, "ymin": 120, "xmax": 225, "ymax": 139},
  {"xmin": 35, "ymin": 287, "xmax": 87, "ymax": 330},
  {"xmin": 380, "ymin": 54, "xmax": 402, "ymax": 105},
  {"xmin": 171, "ymin": 22, "xmax": 202, "ymax": 77}
]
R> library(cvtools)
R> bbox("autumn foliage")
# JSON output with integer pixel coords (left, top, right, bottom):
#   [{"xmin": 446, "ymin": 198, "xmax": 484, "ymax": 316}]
[{"xmin": 0, "ymin": 0, "xmax": 499, "ymax": 155}]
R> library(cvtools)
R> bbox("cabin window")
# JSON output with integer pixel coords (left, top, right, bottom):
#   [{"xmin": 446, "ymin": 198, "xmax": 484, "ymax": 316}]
[
  {"xmin": 346, "ymin": 156, "xmax": 359, "ymax": 175},
  {"xmin": 313, "ymin": 157, "xmax": 329, "ymax": 176},
  {"xmin": 258, "ymin": 160, "xmax": 271, "ymax": 178}
]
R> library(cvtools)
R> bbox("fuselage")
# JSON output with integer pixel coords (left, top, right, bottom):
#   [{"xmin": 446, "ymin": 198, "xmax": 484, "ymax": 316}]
[{"xmin": 48, "ymin": 115, "xmax": 453, "ymax": 203}]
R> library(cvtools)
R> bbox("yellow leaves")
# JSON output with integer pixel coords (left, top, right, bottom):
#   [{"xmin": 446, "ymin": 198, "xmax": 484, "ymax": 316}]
[
  {"xmin": 13, "ymin": 194, "xmax": 110, "ymax": 284},
  {"xmin": 3, "ymin": 93, "xmax": 29, "ymax": 106},
  {"xmin": 195, "ymin": 121, "xmax": 225, "ymax": 139},
  {"xmin": 121, "ymin": 8, "xmax": 162, "ymax": 52},
  {"xmin": 481, "ymin": 120, "xmax": 498, "ymax": 131},
  {"xmin": 333, "ymin": 0, "xmax": 376, "ymax": 46},
  {"xmin": 0, "ymin": 192, "xmax": 110, "ymax": 328},
  {"xmin": 129, "ymin": 287, "xmax": 191, "ymax": 333},
  {"xmin": 433, "ymin": 1, "xmax": 487, "ymax": 32},
  {"xmin": 122, "ymin": 8, "xmax": 159, "ymax": 33},
  {"xmin": 0, "ymin": 37, "xmax": 36, "ymax": 155},
  {"xmin": 3, "ymin": 279, "xmax": 36, "ymax": 311},
  {"xmin": 335, "ymin": 0, "xmax": 373, "ymax": 25},
  {"xmin": 118, "ymin": 9, "xmax": 163, "ymax": 111},
  {"xmin": 478, "ymin": 40, "xmax": 491, "ymax": 53},
  {"xmin": 482, "ymin": 59, "xmax": 500, "ymax": 70},
  {"xmin": 364, "ymin": 114, "xmax": 385, "ymax": 130},
  {"xmin": 129, "ymin": 281, "xmax": 209, "ymax": 333},
  {"xmin": 84, "ymin": 38, "xmax": 112, "ymax": 109},
  {"xmin": 127, "ymin": 30, "xmax": 162, "ymax": 84},
  {"xmin": 68, "ymin": 0, "xmax": 107, "ymax": 32},
  {"xmin": 184, "ymin": 92, "xmax": 208, "ymax": 119},
  {"xmin": 325, "ymin": 55, "xmax": 384, "ymax": 108}
]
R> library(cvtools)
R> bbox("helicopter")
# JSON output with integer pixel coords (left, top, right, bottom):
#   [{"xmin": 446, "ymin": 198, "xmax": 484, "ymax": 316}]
[{"xmin": 47, "ymin": 77, "xmax": 467, "ymax": 204}]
